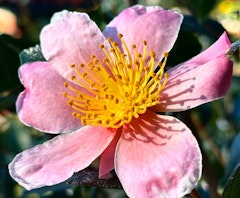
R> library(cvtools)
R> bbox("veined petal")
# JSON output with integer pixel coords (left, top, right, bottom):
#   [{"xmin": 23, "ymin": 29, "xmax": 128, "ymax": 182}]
[
  {"xmin": 9, "ymin": 126, "xmax": 116, "ymax": 190},
  {"xmin": 40, "ymin": 10, "xmax": 110, "ymax": 80},
  {"xmin": 16, "ymin": 62, "xmax": 82, "ymax": 133},
  {"xmin": 103, "ymin": 5, "xmax": 183, "ymax": 63},
  {"xmin": 153, "ymin": 32, "xmax": 233, "ymax": 112},
  {"xmin": 115, "ymin": 111, "xmax": 202, "ymax": 198}
]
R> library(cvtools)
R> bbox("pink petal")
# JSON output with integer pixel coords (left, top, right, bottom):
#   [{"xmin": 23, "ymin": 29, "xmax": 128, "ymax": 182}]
[
  {"xmin": 9, "ymin": 126, "xmax": 117, "ymax": 190},
  {"xmin": 153, "ymin": 32, "xmax": 233, "ymax": 112},
  {"xmin": 99, "ymin": 128, "xmax": 122, "ymax": 178},
  {"xmin": 183, "ymin": 32, "xmax": 232, "ymax": 60},
  {"xmin": 103, "ymin": 5, "xmax": 183, "ymax": 62},
  {"xmin": 40, "ymin": 10, "xmax": 111, "ymax": 80},
  {"xmin": 17, "ymin": 62, "xmax": 82, "ymax": 133},
  {"xmin": 115, "ymin": 110, "xmax": 202, "ymax": 198}
]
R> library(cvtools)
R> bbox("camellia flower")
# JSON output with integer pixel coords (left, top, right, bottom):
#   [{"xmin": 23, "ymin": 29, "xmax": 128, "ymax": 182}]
[{"xmin": 9, "ymin": 5, "xmax": 233, "ymax": 198}]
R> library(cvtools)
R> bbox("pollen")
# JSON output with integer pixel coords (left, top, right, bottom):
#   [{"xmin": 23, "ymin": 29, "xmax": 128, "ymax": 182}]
[{"xmin": 63, "ymin": 34, "xmax": 169, "ymax": 128}]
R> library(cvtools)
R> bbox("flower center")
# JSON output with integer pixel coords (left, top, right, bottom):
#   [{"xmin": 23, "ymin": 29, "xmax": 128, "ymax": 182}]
[{"xmin": 63, "ymin": 34, "xmax": 168, "ymax": 128}]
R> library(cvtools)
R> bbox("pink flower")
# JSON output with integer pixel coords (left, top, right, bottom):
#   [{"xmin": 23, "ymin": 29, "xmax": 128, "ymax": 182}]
[{"xmin": 9, "ymin": 5, "xmax": 233, "ymax": 198}]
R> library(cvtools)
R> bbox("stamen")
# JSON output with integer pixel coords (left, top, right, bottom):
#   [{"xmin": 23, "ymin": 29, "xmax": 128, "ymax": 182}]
[{"xmin": 63, "ymin": 34, "xmax": 169, "ymax": 128}]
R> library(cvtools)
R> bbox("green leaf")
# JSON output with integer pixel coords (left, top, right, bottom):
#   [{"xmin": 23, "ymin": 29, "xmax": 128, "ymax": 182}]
[
  {"xmin": 19, "ymin": 45, "xmax": 45, "ymax": 65},
  {"xmin": 222, "ymin": 165, "xmax": 240, "ymax": 198}
]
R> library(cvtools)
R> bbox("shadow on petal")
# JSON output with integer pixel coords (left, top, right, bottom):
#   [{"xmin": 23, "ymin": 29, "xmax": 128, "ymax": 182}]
[
  {"xmin": 115, "ymin": 113, "xmax": 202, "ymax": 198},
  {"xmin": 156, "ymin": 55, "xmax": 232, "ymax": 112},
  {"xmin": 121, "ymin": 110, "xmax": 187, "ymax": 146}
]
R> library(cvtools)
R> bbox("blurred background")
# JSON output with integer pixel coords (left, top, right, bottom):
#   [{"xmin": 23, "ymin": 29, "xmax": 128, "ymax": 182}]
[{"xmin": 0, "ymin": 0, "xmax": 239, "ymax": 197}]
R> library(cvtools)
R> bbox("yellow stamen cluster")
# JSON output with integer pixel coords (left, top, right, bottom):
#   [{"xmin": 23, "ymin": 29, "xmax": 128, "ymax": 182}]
[{"xmin": 63, "ymin": 34, "xmax": 168, "ymax": 128}]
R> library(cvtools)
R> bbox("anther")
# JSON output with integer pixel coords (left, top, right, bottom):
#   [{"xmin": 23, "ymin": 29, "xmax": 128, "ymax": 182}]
[
  {"xmin": 95, "ymin": 67, "xmax": 101, "ymax": 72},
  {"xmin": 117, "ymin": 75, "xmax": 122, "ymax": 80},
  {"xmin": 88, "ymin": 62, "xmax": 93, "ymax": 67},
  {"xmin": 91, "ymin": 83, "xmax": 96, "ymax": 88},
  {"xmin": 150, "ymin": 51, "xmax": 156, "ymax": 58},
  {"xmin": 68, "ymin": 100, "xmax": 73, "ymax": 106},
  {"xmin": 82, "ymin": 119, "xmax": 87, "ymax": 125},
  {"xmin": 134, "ymin": 60, "xmax": 139, "ymax": 65},
  {"xmin": 71, "ymin": 76, "xmax": 76, "ymax": 80},
  {"xmin": 164, "ymin": 52, "xmax": 169, "ymax": 57},
  {"xmin": 78, "ymin": 94, "xmax": 83, "ymax": 99},
  {"xmin": 103, "ymin": 58, "xmax": 109, "ymax": 63},
  {"xmin": 110, "ymin": 95, "xmax": 114, "ymax": 100},
  {"xmin": 64, "ymin": 33, "xmax": 169, "ymax": 128},
  {"xmin": 118, "ymin": 33, "xmax": 123, "ymax": 38},
  {"xmin": 72, "ymin": 112, "xmax": 77, "ymax": 117},
  {"xmin": 64, "ymin": 82, "xmax": 68, "ymax": 87},
  {"xmin": 112, "ymin": 42, "xmax": 118, "ymax": 47},
  {"xmin": 145, "ymin": 67, "xmax": 150, "ymax": 72}
]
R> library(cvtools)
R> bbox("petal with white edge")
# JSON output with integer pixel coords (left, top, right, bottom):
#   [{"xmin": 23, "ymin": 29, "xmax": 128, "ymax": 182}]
[
  {"xmin": 103, "ymin": 5, "xmax": 183, "ymax": 63},
  {"xmin": 16, "ymin": 61, "xmax": 83, "ymax": 134},
  {"xmin": 41, "ymin": 10, "xmax": 110, "ymax": 80},
  {"xmin": 115, "ymin": 110, "xmax": 202, "ymax": 198},
  {"xmin": 9, "ymin": 126, "xmax": 116, "ymax": 190}
]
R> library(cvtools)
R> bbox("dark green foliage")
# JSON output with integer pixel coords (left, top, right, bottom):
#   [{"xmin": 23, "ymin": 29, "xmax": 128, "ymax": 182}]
[
  {"xmin": 0, "ymin": 35, "xmax": 32, "ymax": 92},
  {"xmin": 19, "ymin": 45, "xmax": 46, "ymax": 64},
  {"xmin": 178, "ymin": 0, "xmax": 219, "ymax": 20},
  {"xmin": 223, "ymin": 165, "xmax": 240, "ymax": 198}
]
